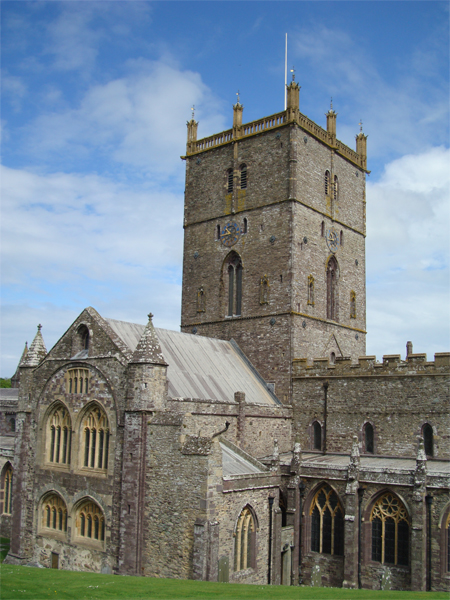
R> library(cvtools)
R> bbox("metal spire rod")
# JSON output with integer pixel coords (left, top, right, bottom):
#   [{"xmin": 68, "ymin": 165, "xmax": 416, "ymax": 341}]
[{"xmin": 284, "ymin": 33, "xmax": 288, "ymax": 110}]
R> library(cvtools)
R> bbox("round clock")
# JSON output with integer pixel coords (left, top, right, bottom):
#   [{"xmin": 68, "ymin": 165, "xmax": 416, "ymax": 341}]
[
  {"xmin": 326, "ymin": 227, "xmax": 339, "ymax": 253},
  {"xmin": 220, "ymin": 222, "xmax": 240, "ymax": 247}
]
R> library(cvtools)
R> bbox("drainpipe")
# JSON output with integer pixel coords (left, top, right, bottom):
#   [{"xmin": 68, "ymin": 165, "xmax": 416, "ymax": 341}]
[
  {"xmin": 425, "ymin": 495, "xmax": 433, "ymax": 591},
  {"xmin": 357, "ymin": 487, "xmax": 365, "ymax": 589},
  {"xmin": 298, "ymin": 481, "xmax": 306, "ymax": 584},
  {"xmin": 268, "ymin": 496, "xmax": 274, "ymax": 584},
  {"xmin": 323, "ymin": 381, "xmax": 329, "ymax": 454}
]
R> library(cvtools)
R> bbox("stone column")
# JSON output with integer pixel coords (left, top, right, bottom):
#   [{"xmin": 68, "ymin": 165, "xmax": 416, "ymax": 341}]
[
  {"xmin": 411, "ymin": 437, "xmax": 427, "ymax": 591},
  {"xmin": 342, "ymin": 436, "xmax": 360, "ymax": 589}
]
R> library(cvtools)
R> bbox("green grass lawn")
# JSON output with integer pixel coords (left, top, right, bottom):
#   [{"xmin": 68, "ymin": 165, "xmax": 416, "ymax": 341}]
[{"xmin": 0, "ymin": 565, "xmax": 448, "ymax": 600}]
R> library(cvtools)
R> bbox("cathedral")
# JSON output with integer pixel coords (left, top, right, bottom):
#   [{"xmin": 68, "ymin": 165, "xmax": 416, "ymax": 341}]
[{"xmin": 1, "ymin": 81, "xmax": 448, "ymax": 592}]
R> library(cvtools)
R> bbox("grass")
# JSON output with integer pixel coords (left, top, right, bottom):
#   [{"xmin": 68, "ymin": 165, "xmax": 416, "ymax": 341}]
[{"xmin": 0, "ymin": 565, "xmax": 448, "ymax": 600}]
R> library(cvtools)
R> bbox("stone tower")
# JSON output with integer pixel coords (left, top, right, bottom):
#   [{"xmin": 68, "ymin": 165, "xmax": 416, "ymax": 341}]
[{"xmin": 181, "ymin": 82, "xmax": 368, "ymax": 402}]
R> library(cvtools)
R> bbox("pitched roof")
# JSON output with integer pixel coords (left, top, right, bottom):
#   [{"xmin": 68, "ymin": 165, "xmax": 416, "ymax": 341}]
[
  {"xmin": 220, "ymin": 439, "xmax": 268, "ymax": 477},
  {"xmin": 105, "ymin": 318, "xmax": 279, "ymax": 405}
]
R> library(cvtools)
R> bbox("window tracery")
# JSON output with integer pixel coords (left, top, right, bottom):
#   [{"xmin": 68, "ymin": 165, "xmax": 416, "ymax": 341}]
[
  {"xmin": 310, "ymin": 484, "xmax": 344, "ymax": 555},
  {"xmin": 370, "ymin": 493, "xmax": 409, "ymax": 566},
  {"xmin": 66, "ymin": 369, "xmax": 90, "ymax": 394},
  {"xmin": 42, "ymin": 494, "xmax": 67, "ymax": 533},
  {"xmin": 48, "ymin": 404, "xmax": 72, "ymax": 465},
  {"xmin": 76, "ymin": 500, "xmax": 105, "ymax": 542},
  {"xmin": 226, "ymin": 253, "xmax": 243, "ymax": 317},
  {"xmin": 81, "ymin": 405, "xmax": 110, "ymax": 470},
  {"xmin": 234, "ymin": 506, "xmax": 256, "ymax": 571}
]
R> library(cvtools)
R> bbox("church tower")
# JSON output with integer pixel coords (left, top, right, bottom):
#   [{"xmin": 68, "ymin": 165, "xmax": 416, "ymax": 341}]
[{"xmin": 181, "ymin": 82, "xmax": 368, "ymax": 403}]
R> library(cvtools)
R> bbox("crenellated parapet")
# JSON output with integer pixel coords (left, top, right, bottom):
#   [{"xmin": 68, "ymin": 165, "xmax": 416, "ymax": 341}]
[{"xmin": 293, "ymin": 352, "xmax": 450, "ymax": 378}]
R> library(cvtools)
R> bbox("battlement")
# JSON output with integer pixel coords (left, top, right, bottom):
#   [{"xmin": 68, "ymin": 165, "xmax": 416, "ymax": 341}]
[
  {"xmin": 184, "ymin": 82, "xmax": 368, "ymax": 171},
  {"xmin": 293, "ymin": 352, "xmax": 450, "ymax": 377}
]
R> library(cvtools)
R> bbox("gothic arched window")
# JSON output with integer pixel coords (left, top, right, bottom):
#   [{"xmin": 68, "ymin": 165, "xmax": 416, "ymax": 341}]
[
  {"xmin": 371, "ymin": 493, "xmax": 409, "ymax": 566},
  {"xmin": 76, "ymin": 500, "xmax": 105, "ymax": 542},
  {"xmin": 422, "ymin": 424, "xmax": 433, "ymax": 457},
  {"xmin": 364, "ymin": 422, "xmax": 374, "ymax": 453},
  {"xmin": 326, "ymin": 256, "xmax": 339, "ymax": 321},
  {"xmin": 48, "ymin": 404, "xmax": 72, "ymax": 465},
  {"xmin": 41, "ymin": 494, "xmax": 67, "ymax": 533},
  {"xmin": 1, "ymin": 463, "xmax": 13, "ymax": 515},
  {"xmin": 234, "ymin": 506, "xmax": 256, "ymax": 571},
  {"xmin": 226, "ymin": 253, "xmax": 243, "ymax": 317},
  {"xmin": 81, "ymin": 405, "xmax": 110, "ymax": 470},
  {"xmin": 334, "ymin": 175, "xmax": 339, "ymax": 201},
  {"xmin": 310, "ymin": 484, "xmax": 344, "ymax": 555}
]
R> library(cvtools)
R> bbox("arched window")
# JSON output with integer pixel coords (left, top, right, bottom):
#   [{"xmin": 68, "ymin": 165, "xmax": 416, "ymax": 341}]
[
  {"xmin": 350, "ymin": 290, "xmax": 356, "ymax": 319},
  {"xmin": 66, "ymin": 368, "xmax": 90, "ymax": 394},
  {"xmin": 78, "ymin": 325, "xmax": 89, "ymax": 350},
  {"xmin": 370, "ymin": 493, "xmax": 409, "ymax": 566},
  {"xmin": 325, "ymin": 171, "xmax": 330, "ymax": 196},
  {"xmin": 334, "ymin": 175, "xmax": 339, "ymax": 201},
  {"xmin": 48, "ymin": 404, "xmax": 72, "ymax": 465},
  {"xmin": 234, "ymin": 506, "xmax": 256, "ymax": 571},
  {"xmin": 313, "ymin": 421, "xmax": 322, "ymax": 450},
  {"xmin": 422, "ymin": 424, "xmax": 433, "ymax": 457},
  {"xmin": 307, "ymin": 275, "xmax": 315, "ymax": 306},
  {"xmin": 76, "ymin": 500, "xmax": 105, "ymax": 542},
  {"xmin": 310, "ymin": 484, "xmax": 344, "ymax": 555},
  {"xmin": 364, "ymin": 422, "xmax": 374, "ymax": 453},
  {"xmin": 41, "ymin": 494, "xmax": 67, "ymax": 533},
  {"xmin": 260, "ymin": 275, "xmax": 269, "ymax": 305},
  {"xmin": 226, "ymin": 253, "xmax": 243, "ymax": 317},
  {"xmin": 326, "ymin": 256, "xmax": 339, "ymax": 321},
  {"xmin": 81, "ymin": 405, "xmax": 110, "ymax": 470},
  {"xmin": 240, "ymin": 164, "xmax": 247, "ymax": 189},
  {"xmin": 227, "ymin": 169, "xmax": 233, "ymax": 193},
  {"xmin": 330, "ymin": 352, "xmax": 336, "ymax": 365},
  {"xmin": 1, "ymin": 463, "xmax": 13, "ymax": 515}
]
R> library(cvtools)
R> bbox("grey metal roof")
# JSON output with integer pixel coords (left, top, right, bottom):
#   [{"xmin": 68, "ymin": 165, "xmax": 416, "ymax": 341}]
[
  {"xmin": 105, "ymin": 319, "xmax": 277, "ymax": 405},
  {"xmin": 220, "ymin": 440, "xmax": 267, "ymax": 476}
]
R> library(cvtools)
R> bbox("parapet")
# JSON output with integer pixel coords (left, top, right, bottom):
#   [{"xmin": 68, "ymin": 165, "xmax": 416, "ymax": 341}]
[{"xmin": 293, "ymin": 352, "xmax": 450, "ymax": 377}]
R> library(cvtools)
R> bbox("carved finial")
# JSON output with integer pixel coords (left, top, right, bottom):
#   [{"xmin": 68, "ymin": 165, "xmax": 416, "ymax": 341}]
[
  {"xmin": 290, "ymin": 66, "xmax": 295, "ymax": 81},
  {"xmin": 330, "ymin": 97, "xmax": 333, "ymax": 110},
  {"xmin": 273, "ymin": 438, "xmax": 279, "ymax": 459},
  {"xmin": 191, "ymin": 105, "xmax": 195, "ymax": 120},
  {"xmin": 37, "ymin": 324, "xmax": 42, "ymax": 332},
  {"xmin": 148, "ymin": 313, "xmax": 154, "ymax": 322},
  {"xmin": 236, "ymin": 90, "xmax": 240, "ymax": 104},
  {"xmin": 359, "ymin": 119, "xmax": 363, "ymax": 133}
]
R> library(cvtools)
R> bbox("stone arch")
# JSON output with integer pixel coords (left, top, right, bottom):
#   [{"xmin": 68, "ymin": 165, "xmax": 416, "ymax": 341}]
[
  {"xmin": 1, "ymin": 462, "xmax": 13, "ymax": 515},
  {"xmin": 233, "ymin": 504, "xmax": 258, "ymax": 571},
  {"xmin": 221, "ymin": 251, "xmax": 243, "ymax": 317},
  {"xmin": 304, "ymin": 482, "xmax": 344, "ymax": 557}
]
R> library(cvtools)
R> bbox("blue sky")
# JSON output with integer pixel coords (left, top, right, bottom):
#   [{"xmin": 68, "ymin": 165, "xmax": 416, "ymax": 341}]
[{"xmin": 1, "ymin": 1, "xmax": 449, "ymax": 377}]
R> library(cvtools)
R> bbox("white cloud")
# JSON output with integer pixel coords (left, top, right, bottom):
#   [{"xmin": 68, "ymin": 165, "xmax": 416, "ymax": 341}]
[
  {"xmin": 22, "ymin": 60, "xmax": 226, "ymax": 177},
  {"xmin": 366, "ymin": 147, "xmax": 450, "ymax": 359}
]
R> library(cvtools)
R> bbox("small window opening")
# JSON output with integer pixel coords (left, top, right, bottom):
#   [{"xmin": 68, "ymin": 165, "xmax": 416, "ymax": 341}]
[
  {"xmin": 330, "ymin": 352, "xmax": 336, "ymax": 364},
  {"xmin": 325, "ymin": 171, "xmax": 330, "ymax": 196},
  {"xmin": 240, "ymin": 164, "xmax": 247, "ymax": 189},
  {"xmin": 313, "ymin": 422, "xmax": 322, "ymax": 450},
  {"xmin": 227, "ymin": 169, "xmax": 233, "ymax": 193},
  {"xmin": 423, "ymin": 424, "xmax": 433, "ymax": 457},
  {"xmin": 334, "ymin": 175, "xmax": 339, "ymax": 201},
  {"xmin": 364, "ymin": 422, "xmax": 374, "ymax": 453},
  {"xmin": 321, "ymin": 221, "xmax": 325, "ymax": 237},
  {"xmin": 216, "ymin": 224, "xmax": 221, "ymax": 240},
  {"xmin": 243, "ymin": 218, "xmax": 248, "ymax": 234},
  {"xmin": 340, "ymin": 230, "xmax": 344, "ymax": 246}
]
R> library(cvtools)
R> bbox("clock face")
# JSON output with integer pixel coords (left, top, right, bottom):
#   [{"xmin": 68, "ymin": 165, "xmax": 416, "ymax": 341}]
[
  {"xmin": 326, "ymin": 228, "xmax": 339, "ymax": 253},
  {"xmin": 221, "ymin": 222, "xmax": 240, "ymax": 247}
]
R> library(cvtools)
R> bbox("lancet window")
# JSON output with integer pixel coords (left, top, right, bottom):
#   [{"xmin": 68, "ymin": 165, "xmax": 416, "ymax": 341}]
[
  {"xmin": 66, "ymin": 368, "xmax": 90, "ymax": 394},
  {"xmin": 42, "ymin": 494, "xmax": 67, "ymax": 533},
  {"xmin": 260, "ymin": 275, "xmax": 270, "ymax": 305},
  {"xmin": 226, "ymin": 253, "xmax": 243, "ymax": 317},
  {"xmin": 364, "ymin": 422, "xmax": 374, "ymax": 453},
  {"xmin": 76, "ymin": 500, "xmax": 105, "ymax": 542},
  {"xmin": 48, "ymin": 404, "xmax": 72, "ymax": 465},
  {"xmin": 227, "ymin": 169, "xmax": 233, "ymax": 193},
  {"xmin": 234, "ymin": 506, "xmax": 256, "ymax": 571},
  {"xmin": 81, "ymin": 405, "xmax": 110, "ymax": 470},
  {"xmin": 350, "ymin": 290, "xmax": 356, "ymax": 319},
  {"xmin": 240, "ymin": 164, "xmax": 247, "ymax": 189},
  {"xmin": 326, "ymin": 256, "xmax": 339, "ymax": 321},
  {"xmin": 325, "ymin": 170, "xmax": 330, "ymax": 196},
  {"xmin": 307, "ymin": 275, "xmax": 315, "ymax": 306},
  {"xmin": 422, "ymin": 423, "xmax": 433, "ymax": 457},
  {"xmin": 1, "ymin": 464, "xmax": 13, "ymax": 515}
]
